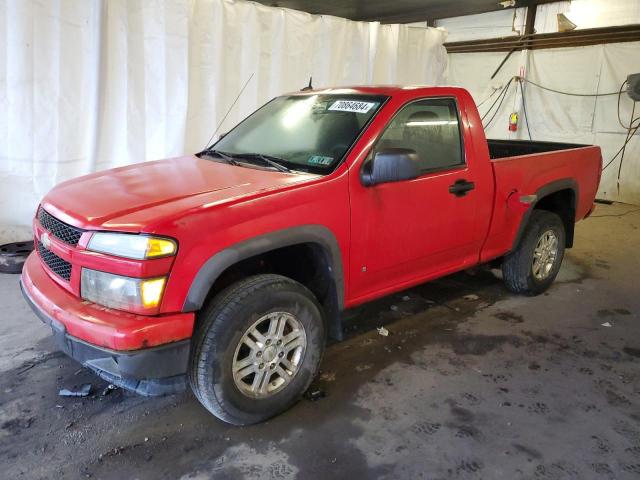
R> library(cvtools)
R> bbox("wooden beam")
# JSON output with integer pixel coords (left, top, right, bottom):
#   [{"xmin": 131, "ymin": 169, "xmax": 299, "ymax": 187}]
[
  {"xmin": 523, "ymin": 3, "xmax": 537, "ymax": 48},
  {"xmin": 445, "ymin": 24, "xmax": 640, "ymax": 53}
]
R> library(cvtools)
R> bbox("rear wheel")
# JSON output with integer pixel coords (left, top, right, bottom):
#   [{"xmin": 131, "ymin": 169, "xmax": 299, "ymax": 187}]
[
  {"xmin": 189, "ymin": 274, "xmax": 325, "ymax": 425},
  {"xmin": 502, "ymin": 210, "xmax": 566, "ymax": 295}
]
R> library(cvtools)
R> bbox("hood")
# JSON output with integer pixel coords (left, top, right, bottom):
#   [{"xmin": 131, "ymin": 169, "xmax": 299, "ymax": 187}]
[{"xmin": 41, "ymin": 155, "xmax": 318, "ymax": 231}]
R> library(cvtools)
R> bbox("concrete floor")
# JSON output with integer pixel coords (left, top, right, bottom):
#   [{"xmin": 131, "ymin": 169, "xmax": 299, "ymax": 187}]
[{"xmin": 1, "ymin": 202, "xmax": 639, "ymax": 480}]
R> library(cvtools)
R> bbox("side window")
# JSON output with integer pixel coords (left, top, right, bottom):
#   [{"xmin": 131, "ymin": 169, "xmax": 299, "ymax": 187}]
[{"xmin": 375, "ymin": 98, "xmax": 464, "ymax": 172}]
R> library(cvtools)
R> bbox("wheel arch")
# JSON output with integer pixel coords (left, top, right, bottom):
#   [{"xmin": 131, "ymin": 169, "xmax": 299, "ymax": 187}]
[
  {"xmin": 511, "ymin": 178, "xmax": 578, "ymax": 251},
  {"xmin": 183, "ymin": 225, "xmax": 345, "ymax": 340}
]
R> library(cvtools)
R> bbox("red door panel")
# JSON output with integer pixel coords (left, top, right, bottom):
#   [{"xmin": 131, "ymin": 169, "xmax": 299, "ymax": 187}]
[
  {"xmin": 349, "ymin": 167, "xmax": 480, "ymax": 300},
  {"xmin": 346, "ymin": 93, "xmax": 494, "ymax": 305}
]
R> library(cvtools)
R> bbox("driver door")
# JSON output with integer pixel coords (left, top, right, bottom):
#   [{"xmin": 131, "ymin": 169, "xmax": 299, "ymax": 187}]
[{"xmin": 348, "ymin": 97, "xmax": 482, "ymax": 302}]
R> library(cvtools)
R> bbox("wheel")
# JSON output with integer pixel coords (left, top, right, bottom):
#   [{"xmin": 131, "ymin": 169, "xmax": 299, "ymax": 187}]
[
  {"xmin": 0, "ymin": 241, "xmax": 34, "ymax": 274},
  {"xmin": 189, "ymin": 274, "xmax": 325, "ymax": 425},
  {"xmin": 502, "ymin": 210, "xmax": 566, "ymax": 295}
]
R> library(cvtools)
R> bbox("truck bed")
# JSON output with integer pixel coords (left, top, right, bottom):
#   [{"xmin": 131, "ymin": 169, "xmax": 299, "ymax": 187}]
[
  {"xmin": 480, "ymin": 142, "xmax": 602, "ymax": 263},
  {"xmin": 488, "ymin": 139, "xmax": 588, "ymax": 160}
]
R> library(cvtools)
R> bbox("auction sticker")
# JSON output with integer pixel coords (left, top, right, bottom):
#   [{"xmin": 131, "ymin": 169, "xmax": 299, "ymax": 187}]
[
  {"xmin": 329, "ymin": 100, "xmax": 377, "ymax": 114},
  {"xmin": 308, "ymin": 155, "xmax": 333, "ymax": 166}
]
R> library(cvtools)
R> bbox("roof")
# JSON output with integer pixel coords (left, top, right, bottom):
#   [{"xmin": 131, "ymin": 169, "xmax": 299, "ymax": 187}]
[{"xmin": 286, "ymin": 85, "xmax": 467, "ymax": 97}]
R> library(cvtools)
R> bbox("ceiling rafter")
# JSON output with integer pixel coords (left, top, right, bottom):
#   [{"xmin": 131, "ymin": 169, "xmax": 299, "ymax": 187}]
[
  {"xmin": 254, "ymin": 0, "xmax": 559, "ymax": 24},
  {"xmin": 445, "ymin": 24, "xmax": 640, "ymax": 53}
]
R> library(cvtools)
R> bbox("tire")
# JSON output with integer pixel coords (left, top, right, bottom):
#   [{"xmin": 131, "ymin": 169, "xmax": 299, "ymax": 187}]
[
  {"xmin": 0, "ymin": 241, "xmax": 34, "ymax": 274},
  {"xmin": 502, "ymin": 210, "xmax": 566, "ymax": 296},
  {"xmin": 189, "ymin": 274, "xmax": 325, "ymax": 425}
]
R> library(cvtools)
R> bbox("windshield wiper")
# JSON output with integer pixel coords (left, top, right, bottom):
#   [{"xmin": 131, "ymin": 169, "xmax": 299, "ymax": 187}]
[
  {"xmin": 201, "ymin": 149, "xmax": 292, "ymax": 173},
  {"xmin": 231, "ymin": 153, "xmax": 291, "ymax": 173},
  {"xmin": 200, "ymin": 149, "xmax": 240, "ymax": 166}
]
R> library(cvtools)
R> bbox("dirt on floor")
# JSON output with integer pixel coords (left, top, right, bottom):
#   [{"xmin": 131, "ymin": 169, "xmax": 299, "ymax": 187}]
[{"xmin": 1, "ymin": 203, "xmax": 639, "ymax": 480}]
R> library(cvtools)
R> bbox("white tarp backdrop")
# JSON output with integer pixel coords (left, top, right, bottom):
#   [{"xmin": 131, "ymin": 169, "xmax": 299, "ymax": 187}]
[
  {"xmin": 435, "ymin": 8, "xmax": 528, "ymax": 42},
  {"xmin": 0, "ymin": 0, "xmax": 448, "ymax": 242},
  {"xmin": 535, "ymin": 0, "xmax": 640, "ymax": 33},
  {"xmin": 446, "ymin": 0, "xmax": 640, "ymax": 207},
  {"xmin": 435, "ymin": 0, "xmax": 640, "ymax": 40},
  {"xmin": 448, "ymin": 44, "xmax": 640, "ymax": 206}
]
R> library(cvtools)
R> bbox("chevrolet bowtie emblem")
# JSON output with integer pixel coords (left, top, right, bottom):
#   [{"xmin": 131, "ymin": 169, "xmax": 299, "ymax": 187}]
[{"xmin": 41, "ymin": 232, "xmax": 51, "ymax": 250}]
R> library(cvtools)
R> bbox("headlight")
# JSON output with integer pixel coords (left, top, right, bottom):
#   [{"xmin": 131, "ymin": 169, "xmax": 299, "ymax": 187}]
[
  {"xmin": 81, "ymin": 268, "xmax": 166, "ymax": 314},
  {"xmin": 87, "ymin": 233, "xmax": 177, "ymax": 259}
]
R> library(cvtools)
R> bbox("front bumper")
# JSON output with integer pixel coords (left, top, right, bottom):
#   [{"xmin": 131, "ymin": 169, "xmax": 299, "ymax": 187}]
[{"xmin": 20, "ymin": 252, "xmax": 194, "ymax": 395}]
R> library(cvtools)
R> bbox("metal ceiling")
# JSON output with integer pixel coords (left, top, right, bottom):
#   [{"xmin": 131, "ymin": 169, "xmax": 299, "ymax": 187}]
[{"xmin": 252, "ymin": 0, "xmax": 554, "ymax": 24}]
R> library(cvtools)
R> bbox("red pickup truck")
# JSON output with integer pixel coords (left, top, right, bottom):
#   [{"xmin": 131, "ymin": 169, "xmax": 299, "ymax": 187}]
[{"xmin": 21, "ymin": 86, "xmax": 601, "ymax": 424}]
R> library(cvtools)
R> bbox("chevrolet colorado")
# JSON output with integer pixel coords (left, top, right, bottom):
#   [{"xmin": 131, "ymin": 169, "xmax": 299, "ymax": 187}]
[{"xmin": 21, "ymin": 86, "xmax": 602, "ymax": 424}]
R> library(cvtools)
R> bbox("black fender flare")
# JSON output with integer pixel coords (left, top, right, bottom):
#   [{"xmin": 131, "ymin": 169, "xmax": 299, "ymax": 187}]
[
  {"xmin": 182, "ymin": 225, "xmax": 345, "ymax": 313},
  {"xmin": 511, "ymin": 178, "xmax": 578, "ymax": 251}
]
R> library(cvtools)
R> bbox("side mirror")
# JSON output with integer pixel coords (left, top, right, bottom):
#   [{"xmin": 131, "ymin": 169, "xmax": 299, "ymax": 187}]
[{"xmin": 360, "ymin": 148, "xmax": 420, "ymax": 187}]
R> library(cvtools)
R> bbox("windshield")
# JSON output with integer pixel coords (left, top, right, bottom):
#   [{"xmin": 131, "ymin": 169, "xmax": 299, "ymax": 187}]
[{"xmin": 208, "ymin": 94, "xmax": 387, "ymax": 173}]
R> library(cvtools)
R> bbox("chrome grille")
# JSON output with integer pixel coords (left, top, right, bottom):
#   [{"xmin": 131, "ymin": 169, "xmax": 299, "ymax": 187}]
[
  {"xmin": 38, "ymin": 208, "xmax": 84, "ymax": 246},
  {"xmin": 37, "ymin": 241, "xmax": 72, "ymax": 281}
]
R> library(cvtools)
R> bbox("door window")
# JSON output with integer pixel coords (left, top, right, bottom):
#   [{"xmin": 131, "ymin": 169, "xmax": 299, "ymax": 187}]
[{"xmin": 375, "ymin": 98, "xmax": 464, "ymax": 172}]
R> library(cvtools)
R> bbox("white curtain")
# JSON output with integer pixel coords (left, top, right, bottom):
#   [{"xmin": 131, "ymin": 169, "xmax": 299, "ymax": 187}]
[
  {"xmin": 0, "ymin": 0, "xmax": 448, "ymax": 242},
  {"xmin": 435, "ymin": 8, "xmax": 527, "ymax": 43},
  {"xmin": 447, "ymin": 42, "xmax": 640, "ymax": 206},
  {"xmin": 535, "ymin": 0, "xmax": 640, "ymax": 33}
]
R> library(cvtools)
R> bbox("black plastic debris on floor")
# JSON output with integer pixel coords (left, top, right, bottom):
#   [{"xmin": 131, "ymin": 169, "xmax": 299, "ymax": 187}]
[
  {"xmin": 101, "ymin": 384, "xmax": 118, "ymax": 396},
  {"xmin": 304, "ymin": 388, "xmax": 327, "ymax": 402}
]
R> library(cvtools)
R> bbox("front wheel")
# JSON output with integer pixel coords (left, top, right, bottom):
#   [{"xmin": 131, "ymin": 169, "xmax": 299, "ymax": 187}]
[
  {"xmin": 189, "ymin": 274, "xmax": 325, "ymax": 425},
  {"xmin": 502, "ymin": 210, "xmax": 566, "ymax": 295}
]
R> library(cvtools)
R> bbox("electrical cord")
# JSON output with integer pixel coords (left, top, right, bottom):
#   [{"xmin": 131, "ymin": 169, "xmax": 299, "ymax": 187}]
[
  {"xmin": 616, "ymin": 100, "xmax": 637, "ymax": 185},
  {"xmin": 518, "ymin": 78, "xmax": 532, "ymax": 140},
  {"xmin": 481, "ymin": 78, "xmax": 513, "ymax": 122},
  {"xmin": 483, "ymin": 83, "xmax": 511, "ymax": 129},
  {"xmin": 477, "ymin": 75, "xmax": 637, "ymax": 178},
  {"xmin": 601, "ymin": 121, "xmax": 639, "ymax": 172},
  {"xmin": 521, "ymin": 78, "xmax": 621, "ymax": 97},
  {"xmin": 521, "ymin": 77, "xmax": 630, "ymax": 130},
  {"xmin": 476, "ymin": 87, "xmax": 501, "ymax": 108},
  {"xmin": 483, "ymin": 79, "xmax": 514, "ymax": 129},
  {"xmin": 516, "ymin": 76, "xmax": 638, "ymax": 178},
  {"xmin": 616, "ymin": 80, "xmax": 632, "ymax": 129},
  {"xmin": 589, "ymin": 207, "xmax": 640, "ymax": 218}
]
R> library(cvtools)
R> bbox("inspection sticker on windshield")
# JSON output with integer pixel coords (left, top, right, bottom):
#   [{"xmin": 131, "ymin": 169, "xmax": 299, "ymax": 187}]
[
  {"xmin": 308, "ymin": 155, "xmax": 333, "ymax": 166},
  {"xmin": 329, "ymin": 100, "xmax": 377, "ymax": 114}
]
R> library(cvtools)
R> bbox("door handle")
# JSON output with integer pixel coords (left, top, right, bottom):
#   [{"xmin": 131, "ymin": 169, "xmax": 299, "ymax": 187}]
[{"xmin": 449, "ymin": 179, "xmax": 475, "ymax": 197}]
